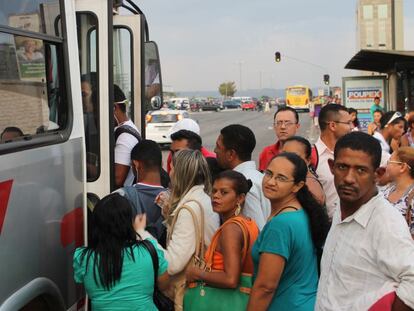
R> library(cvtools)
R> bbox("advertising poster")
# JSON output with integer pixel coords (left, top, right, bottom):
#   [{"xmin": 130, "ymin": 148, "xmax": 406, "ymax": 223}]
[
  {"xmin": 14, "ymin": 36, "xmax": 46, "ymax": 81},
  {"xmin": 343, "ymin": 76, "xmax": 387, "ymax": 131}
]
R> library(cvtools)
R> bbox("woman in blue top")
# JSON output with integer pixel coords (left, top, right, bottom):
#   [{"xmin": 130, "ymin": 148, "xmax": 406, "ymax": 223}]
[
  {"xmin": 73, "ymin": 193, "xmax": 169, "ymax": 311},
  {"xmin": 247, "ymin": 152, "xmax": 330, "ymax": 311}
]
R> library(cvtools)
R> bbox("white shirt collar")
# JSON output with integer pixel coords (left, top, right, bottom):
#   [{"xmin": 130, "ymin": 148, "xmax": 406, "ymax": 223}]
[
  {"xmin": 315, "ymin": 136, "xmax": 333, "ymax": 155},
  {"xmin": 337, "ymin": 192, "xmax": 381, "ymax": 228},
  {"xmin": 233, "ymin": 161, "xmax": 257, "ymax": 172}
]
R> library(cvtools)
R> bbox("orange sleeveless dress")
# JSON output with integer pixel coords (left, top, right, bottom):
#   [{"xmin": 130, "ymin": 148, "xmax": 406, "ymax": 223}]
[{"xmin": 204, "ymin": 216, "xmax": 259, "ymax": 274}]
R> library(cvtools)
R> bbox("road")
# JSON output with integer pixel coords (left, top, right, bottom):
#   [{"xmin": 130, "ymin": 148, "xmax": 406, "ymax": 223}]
[{"xmin": 162, "ymin": 108, "xmax": 319, "ymax": 166}]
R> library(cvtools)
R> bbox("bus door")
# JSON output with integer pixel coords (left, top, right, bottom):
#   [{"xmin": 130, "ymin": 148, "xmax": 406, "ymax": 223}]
[
  {"xmin": 75, "ymin": 0, "xmax": 111, "ymax": 200},
  {"xmin": 113, "ymin": 15, "xmax": 163, "ymax": 141}
]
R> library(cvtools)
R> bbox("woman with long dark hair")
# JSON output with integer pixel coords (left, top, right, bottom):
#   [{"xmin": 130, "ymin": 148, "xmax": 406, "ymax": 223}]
[
  {"xmin": 282, "ymin": 136, "xmax": 325, "ymax": 206},
  {"xmin": 247, "ymin": 153, "xmax": 330, "ymax": 311},
  {"xmin": 73, "ymin": 193, "xmax": 169, "ymax": 311}
]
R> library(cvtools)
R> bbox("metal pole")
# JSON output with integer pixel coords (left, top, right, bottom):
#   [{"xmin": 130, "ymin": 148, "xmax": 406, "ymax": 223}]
[{"xmin": 239, "ymin": 62, "xmax": 243, "ymax": 91}]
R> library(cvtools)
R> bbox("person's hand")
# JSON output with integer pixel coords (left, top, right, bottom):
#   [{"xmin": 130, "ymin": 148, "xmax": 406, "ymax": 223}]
[
  {"xmin": 155, "ymin": 191, "xmax": 171, "ymax": 218},
  {"xmin": 185, "ymin": 264, "xmax": 202, "ymax": 283},
  {"xmin": 133, "ymin": 213, "xmax": 147, "ymax": 232}
]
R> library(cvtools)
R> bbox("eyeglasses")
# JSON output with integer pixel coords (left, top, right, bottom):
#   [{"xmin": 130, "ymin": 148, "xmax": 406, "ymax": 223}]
[
  {"xmin": 387, "ymin": 160, "xmax": 412, "ymax": 170},
  {"xmin": 263, "ymin": 170, "xmax": 295, "ymax": 183},
  {"xmin": 273, "ymin": 121, "xmax": 297, "ymax": 128},
  {"xmin": 330, "ymin": 120, "xmax": 353, "ymax": 126}
]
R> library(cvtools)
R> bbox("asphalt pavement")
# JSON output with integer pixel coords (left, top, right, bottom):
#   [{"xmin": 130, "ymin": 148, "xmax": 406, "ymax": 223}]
[{"xmin": 162, "ymin": 108, "xmax": 319, "ymax": 167}]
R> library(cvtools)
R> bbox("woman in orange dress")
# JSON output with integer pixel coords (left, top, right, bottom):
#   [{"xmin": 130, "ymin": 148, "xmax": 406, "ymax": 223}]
[{"xmin": 185, "ymin": 170, "xmax": 259, "ymax": 287}]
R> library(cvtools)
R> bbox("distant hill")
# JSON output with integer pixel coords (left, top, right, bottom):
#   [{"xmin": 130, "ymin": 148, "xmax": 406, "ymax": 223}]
[
  {"xmin": 175, "ymin": 87, "xmax": 325, "ymax": 99},
  {"xmin": 176, "ymin": 88, "xmax": 285, "ymax": 99}
]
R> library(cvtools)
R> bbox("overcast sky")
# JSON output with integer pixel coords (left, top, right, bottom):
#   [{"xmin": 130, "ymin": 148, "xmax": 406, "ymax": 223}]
[{"xmin": 138, "ymin": 0, "xmax": 414, "ymax": 92}]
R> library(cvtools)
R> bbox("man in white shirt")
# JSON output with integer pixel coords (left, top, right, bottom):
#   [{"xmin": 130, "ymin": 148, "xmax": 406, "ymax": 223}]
[
  {"xmin": 214, "ymin": 124, "xmax": 270, "ymax": 230},
  {"xmin": 316, "ymin": 131, "xmax": 414, "ymax": 311},
  {"xmin": 113, "ymin": 84, "xmax": 141, "ymax": 188},
  {"xmin": 315, "ymin": 104, "xmax": 352, "ymax": 218},
  {"xmin": 373, "ymin": 110, "xmax": 406, "ymax": 154}
]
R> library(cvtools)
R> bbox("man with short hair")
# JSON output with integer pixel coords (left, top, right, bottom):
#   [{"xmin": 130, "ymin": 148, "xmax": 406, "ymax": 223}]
[
  {"xmin": 116, "ymin": 140, "xmax": 167, "ymax": 246},
  {"xmin": 370, "ymin": 96, "xmax": 384, "ymax": 120},
  {"xmin": 258, "ymin": 107, "xmax": 300, "ymax": 171},
  {"xmin": 113, "ymin": 84, "xmax": 141, "ymax": 188},
  {"xmin": 316, "ymin": 132, "xmax": 414, "ymax": 310},
  {"xmin": 315, "ymin": 104, "xmax": 353, "ymax": 217},
  {"xmin": 215, "ymin": 124, "xmax": 270, "ymax": 229},
  {"xmin": 165, "ymin": 119, "xmax": 216, "ymax": 173}
]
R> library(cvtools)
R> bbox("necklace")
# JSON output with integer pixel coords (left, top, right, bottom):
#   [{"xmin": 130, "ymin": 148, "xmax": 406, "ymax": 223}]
[{"xmin": 268, "ymin": 205, "xmax": 299, "ymax": 221}]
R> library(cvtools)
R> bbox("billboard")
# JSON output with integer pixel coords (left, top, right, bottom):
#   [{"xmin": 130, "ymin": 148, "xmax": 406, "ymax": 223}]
[
  {"xmin": 342, "ymin": 76, "xmax": 387, "ymax": 112},
  {"xmin": 343, "ymin": 76, "xmax": 388, "ymax": 132}
]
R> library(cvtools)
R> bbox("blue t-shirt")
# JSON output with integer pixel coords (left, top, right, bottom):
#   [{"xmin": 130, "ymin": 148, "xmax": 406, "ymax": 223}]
[
  {"xmin": 252, "ymin": 209, "xmax": 318, "ymax": 311},
  {"xmin": 73, "ymin": 239, "xmax": 168, "ymax": 311},
  {"xmin": 370, "ymin": 104, "xmax": 384, "ymax": 120}
]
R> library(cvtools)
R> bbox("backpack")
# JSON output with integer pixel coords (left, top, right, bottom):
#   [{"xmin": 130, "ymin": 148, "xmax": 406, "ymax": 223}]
[{"xmin": 114, "ymin": 124, "xmax": 142, "ymax": 142}]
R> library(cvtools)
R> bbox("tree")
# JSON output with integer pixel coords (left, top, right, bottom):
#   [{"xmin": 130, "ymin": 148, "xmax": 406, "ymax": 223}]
[{"xmin": 218, "ymin": 81, "xmax": 237, "ymax": 97}]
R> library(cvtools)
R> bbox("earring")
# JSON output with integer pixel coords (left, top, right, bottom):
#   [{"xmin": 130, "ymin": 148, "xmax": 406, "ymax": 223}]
[{"xmin": 235, "ymin": 203, "xmax": 241, "ymax": 216}]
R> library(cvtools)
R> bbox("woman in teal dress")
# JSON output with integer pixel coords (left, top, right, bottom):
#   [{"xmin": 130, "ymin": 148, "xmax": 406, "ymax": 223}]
[
  {"xmin": 247, "ymin": 153, "xmax": 330, "ymax": 311},
  {"xmin": 73, "ymin": 193, "xmax": 169, "ymax": 311}
]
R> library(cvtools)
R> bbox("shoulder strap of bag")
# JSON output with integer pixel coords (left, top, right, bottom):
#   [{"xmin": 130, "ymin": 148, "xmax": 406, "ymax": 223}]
[
  {"xmin": 205, "ymin": 217, "xmax": 250, "ymax": 269},
  {"xmin": 115, "ymin": 124, "xmax": 142, "ymax": 142},
  {"xmin": 168, "ymin": 199, "xmax": 206, "ymax": 260},
  {"xmin": 405, "ymin": 187, "xmax": 414, "ymax": 226},
  {"xmin": 141, "ymin": 239, "xmax": 158, "ymax": 286}
]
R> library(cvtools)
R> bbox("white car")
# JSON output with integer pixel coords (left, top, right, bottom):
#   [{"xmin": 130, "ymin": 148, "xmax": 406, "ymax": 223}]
[{"xmin": 145, "ymin": 109, "xmax": 190, "ymax": 144}]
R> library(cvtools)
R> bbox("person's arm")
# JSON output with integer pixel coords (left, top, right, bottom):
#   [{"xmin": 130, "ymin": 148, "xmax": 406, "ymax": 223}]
[
  {"xmin": 400, "ymin": 135, "xmax": 409, "ymax": 147},
  {"xmin": 306, "ymin": 177, "xmax": 326, "ymax": 206},
  {"xmin": 186, "ymin": 223, "xmax": 243, "ymax": 288},
  {"xmin": 247, "ymin": 253, "xmax": 285, "ymax": 311},
  {"xmin": 115, "ymin": 163, "xmax": 130, "ymax": 188},
  {"xmin": 375, "ymin": 213, "xmax": 414, "ymax": 310},
  {"xmin": 165, "ymin": 208, "xmax": 197, "ymax": 275},
  {"xmin": 157, "ymin": 271, "xmax": 169, "ymax": 291}
]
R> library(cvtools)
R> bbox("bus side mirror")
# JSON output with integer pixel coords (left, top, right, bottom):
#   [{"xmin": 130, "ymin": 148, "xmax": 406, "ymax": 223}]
[{"xmin": 151, "ymin": 96, "xmax": 162, "ymax": 110}]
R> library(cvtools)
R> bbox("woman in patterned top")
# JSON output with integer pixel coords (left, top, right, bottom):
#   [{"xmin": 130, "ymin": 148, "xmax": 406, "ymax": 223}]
[{"xmin": 382, "ymin": 146, "xmax": 414, "ymax": 237}]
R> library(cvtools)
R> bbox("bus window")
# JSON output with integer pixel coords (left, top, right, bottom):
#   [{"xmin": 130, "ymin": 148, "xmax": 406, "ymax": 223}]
[
  {"xmin": 0, "ymin": 0, "xmax": 62, "ymax": 37},
  {"xmin": 113, "ymin": 27, "xmax": 133, "ymax": 119},
  {"xmin": 76, "ymin": 13, "xmax": 100, "ymax": 181},
  {"xmin": 0, "ymin": 32, "xmax": 67, "ymax": 145}
]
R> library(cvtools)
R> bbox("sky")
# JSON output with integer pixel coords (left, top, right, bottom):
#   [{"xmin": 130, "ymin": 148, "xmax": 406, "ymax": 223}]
[{"xmin": 137, "ymin": 0, "xmax": 414, "ymax": 93}]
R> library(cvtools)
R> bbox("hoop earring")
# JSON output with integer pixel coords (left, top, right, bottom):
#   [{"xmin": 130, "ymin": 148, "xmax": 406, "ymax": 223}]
[{"xmin": 235, "ymin": 203, "xmax": 241, "ymax": 216}]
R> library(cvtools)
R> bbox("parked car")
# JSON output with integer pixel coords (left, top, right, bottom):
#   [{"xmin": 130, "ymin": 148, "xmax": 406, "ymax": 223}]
[
  {"xmin": 223, "ymin": 100, "xmax": 241, "ymax": 109},
  {"xmin": 145, "ymin": 109, "xmax": 190, "ymax": 145},
  {"xmin": 241, "ymin": 99, "xmax": 256, "ymax": 111},
  {"xmin": 190, "ymin": 100, "xmax": 223, "ymax": 112}
]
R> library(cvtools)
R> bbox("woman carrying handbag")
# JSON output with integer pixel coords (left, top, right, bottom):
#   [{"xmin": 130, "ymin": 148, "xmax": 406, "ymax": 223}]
[
  {"xmin": 162, "ymin": 149, "xmax": 220, "ymax": 310},
  {"xmin": 184, "ymin": 170, "xmax": 259, "ymax": 311}
]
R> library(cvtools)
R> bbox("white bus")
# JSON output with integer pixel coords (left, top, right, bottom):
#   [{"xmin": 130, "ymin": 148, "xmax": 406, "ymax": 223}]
[{"xmin": 0, "ymin": 0, "xmax": 162, "ymax": 310}]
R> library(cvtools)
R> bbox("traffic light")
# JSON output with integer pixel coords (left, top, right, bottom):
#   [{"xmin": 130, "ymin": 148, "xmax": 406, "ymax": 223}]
[
  {"xmin": 324, "ymin": 74, "xmax": 330, "ymax": 85},
  {"xmin": 275, "ymin": 52, "xmax": 281, "ymax": 63}
]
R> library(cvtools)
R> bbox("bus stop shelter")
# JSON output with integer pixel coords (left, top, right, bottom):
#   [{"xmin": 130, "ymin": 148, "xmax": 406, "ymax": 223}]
[{"xmin": 345, "ymin": 49, "xmax": 414, "ymax": 112}]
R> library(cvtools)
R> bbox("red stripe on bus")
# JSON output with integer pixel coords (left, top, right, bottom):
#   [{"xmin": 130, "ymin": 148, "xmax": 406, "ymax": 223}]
[
  {"xmin": 0, "ymin": 180, "xmax": 13, "ymax": 235},
  {"xmin": 60, "ymin": 207, "xmax": 84, "ymax": 247}
]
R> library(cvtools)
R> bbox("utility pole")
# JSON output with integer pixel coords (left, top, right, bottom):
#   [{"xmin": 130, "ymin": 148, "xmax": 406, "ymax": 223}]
[{"xmin": 236, "ymin": 61, "xmax": 244, "ymax": 92}]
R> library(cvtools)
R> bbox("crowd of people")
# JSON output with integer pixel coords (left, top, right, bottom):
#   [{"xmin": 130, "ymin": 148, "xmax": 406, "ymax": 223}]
[{"xmin": 73, "ymin": 99, "xmax": 414, "ymax": 311}]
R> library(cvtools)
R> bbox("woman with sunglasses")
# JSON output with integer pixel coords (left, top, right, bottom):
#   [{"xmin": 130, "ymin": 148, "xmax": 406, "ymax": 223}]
[
  {"xmin": 373, "ymin": 111, "xmax": 406, "ymax": 154},
  {"xmin": 247, "ymin": 153, "xmax": 330, "ymax": 311},
  {"xmin": 382, "ymin": 147, "xmax": 414, "ymax": 237}
]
